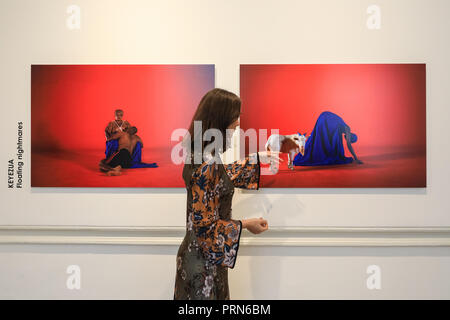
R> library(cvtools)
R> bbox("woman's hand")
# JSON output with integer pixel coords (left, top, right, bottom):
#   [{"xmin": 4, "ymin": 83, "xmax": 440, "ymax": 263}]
[
  {"xmin": 257, "ymin": 151, "xmax": 284, "ymax": 164},
  {"xmin": 242, "ymin": 217, "xmax": 269, "ymax": 234}
]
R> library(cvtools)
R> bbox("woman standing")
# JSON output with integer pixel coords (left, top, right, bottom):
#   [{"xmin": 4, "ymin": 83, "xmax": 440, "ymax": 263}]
[{"xmin": 174, "ymin": 88, "xmax": 281, "ymax": 300}]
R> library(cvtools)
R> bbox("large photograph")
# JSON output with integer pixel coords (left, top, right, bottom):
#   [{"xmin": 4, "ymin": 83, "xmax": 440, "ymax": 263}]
[
  {"xmin": 240, "ymin": 64, "xmax": 426, "ymax": 188},
  {"xmin": 31, "ymin": 64, "xmax": 214, "ymax": 187}
]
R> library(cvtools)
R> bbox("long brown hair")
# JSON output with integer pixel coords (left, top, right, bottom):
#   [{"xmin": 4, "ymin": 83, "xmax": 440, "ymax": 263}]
[{"xmin": 184, "ymin": 88, "xmax": 241, "ymax": 156}]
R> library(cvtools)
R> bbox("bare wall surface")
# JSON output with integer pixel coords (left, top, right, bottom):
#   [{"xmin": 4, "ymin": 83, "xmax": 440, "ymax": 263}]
[{"xmin": 0, "ymin": 244, "xmax": 449, "ymax": 299}]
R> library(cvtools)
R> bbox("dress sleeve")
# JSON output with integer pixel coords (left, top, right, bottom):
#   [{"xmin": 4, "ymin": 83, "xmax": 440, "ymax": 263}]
[
  {"xmin": 190, "ymin": 161, "xmax": 243, "ymax": 269},
  {"xmin": 223, "ymin": 152, "xmax": 260, "ymax": 190}
]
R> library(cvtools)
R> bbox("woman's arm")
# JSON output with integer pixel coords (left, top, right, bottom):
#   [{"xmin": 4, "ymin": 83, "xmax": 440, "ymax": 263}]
[
  {"xmin": 223, "ymin": 151, "xmax": 283, "ymax": 189},
  {"xmin": 223, "ymin": 153, "xmax": 270, "ymax": 233},
  {"xmin": 223, "ymin": 152, "xmax": 260, "ymax": 190},
  {"xmin": 190, "ymin": 161, "xmax": 243, "ymax": 269}
]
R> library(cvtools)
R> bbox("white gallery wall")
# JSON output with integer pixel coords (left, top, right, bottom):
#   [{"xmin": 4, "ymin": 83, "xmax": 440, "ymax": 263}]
[{"xmin": 1, "ymin": 0, "xmax": 450, "ymax": 299}]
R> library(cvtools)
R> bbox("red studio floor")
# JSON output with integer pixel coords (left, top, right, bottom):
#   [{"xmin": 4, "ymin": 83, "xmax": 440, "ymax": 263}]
[
  {"xmin": 31, "ymin": 147, "xmax": 185, "ymax": 188},
  {"xmin": 31, "ymin": 145, "xmax": 426, "ymax": 188}
]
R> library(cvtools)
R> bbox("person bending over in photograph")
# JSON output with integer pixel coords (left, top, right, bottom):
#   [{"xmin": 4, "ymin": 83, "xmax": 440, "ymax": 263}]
[
  {"xmin": 99, "ymin": 126, "xmax": 142, "ymax": 176},
  {"xmin": 293, "ymin": 111, "xmax": 363, "ymax": 166},
  {"xmin": 105, "ymin": 108, "xmax": 131, "ymax": 139}
]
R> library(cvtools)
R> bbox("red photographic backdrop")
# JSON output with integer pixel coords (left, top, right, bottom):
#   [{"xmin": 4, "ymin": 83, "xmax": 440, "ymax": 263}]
[
  {"xmin": 240, "ymin": 64, "xmax": 426, "ymax": 188},
  {"xmin": 31, "ymin": 65, "xmax": 214, "ymax": 187}
]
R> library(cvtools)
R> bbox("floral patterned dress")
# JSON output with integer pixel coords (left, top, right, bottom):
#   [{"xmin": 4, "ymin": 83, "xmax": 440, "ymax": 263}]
[{"xmin": 174, "ymin": 152, "xmax": 260, "ymax": 300}]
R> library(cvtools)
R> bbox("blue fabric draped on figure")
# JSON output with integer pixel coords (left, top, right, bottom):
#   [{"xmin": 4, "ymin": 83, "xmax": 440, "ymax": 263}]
[
  {"xmin": 105, "ymin": 140, "xmax": 158, "ymax": 168},
  {"xmin": 293, "ymin": 111, "xmax": 357, "ymax": 166}
]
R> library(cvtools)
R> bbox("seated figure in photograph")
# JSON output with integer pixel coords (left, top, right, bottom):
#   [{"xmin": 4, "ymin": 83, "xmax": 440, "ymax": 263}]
[
  {"xmin": 105, "ymin": 109, "xmax": 131, "ymax": 139},
  {"xmin": 293, "ymin": 111, "xmax": 363, "ymax": 166},
  {"xmin": 100, "ymin": 126, "xmax": 157, "ymax": 176}
]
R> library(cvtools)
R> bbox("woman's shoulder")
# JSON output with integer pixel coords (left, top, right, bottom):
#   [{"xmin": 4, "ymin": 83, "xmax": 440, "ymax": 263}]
[{"xmin": 183, "ymin": 156, "xmax": 221, "ymax": 185}]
